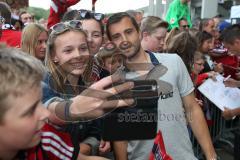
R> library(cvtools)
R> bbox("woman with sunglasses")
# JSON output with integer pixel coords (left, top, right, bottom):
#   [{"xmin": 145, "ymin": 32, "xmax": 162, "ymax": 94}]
[
  {"xmin": 43, "ymin": 20, "xmax": 133, "ymax": 159},
  {"xmin": 49, "ymin": 0, "xmax": 108, "ymax": 79},
  {"xmin": 46, "ymin": 20, "xmax": 98, "ymax": 157},
  {"xmin": 47, "ymin": 1, "xmax": 111, "ymax": 154},
  {"xmin": 48, "ymin": 0, "xmax": 104, "ymax": 56},
  {"xmin": 62, "ymin": 9, "xmax": 117, "ymax": 157},
  {"xmin": 64, "ymin": 12, "xmax": 113, "ymax": 156},
  {"xmin": 64, "ymin": 9, "xmax": 105, "ymax": 55}
]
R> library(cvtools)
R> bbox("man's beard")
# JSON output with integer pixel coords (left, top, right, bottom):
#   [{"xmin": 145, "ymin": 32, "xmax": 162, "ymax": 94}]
[
  {"xmin": 128, "ymin": 43, "xmax": 141, "ymax": 60},
  {"xmin": 119, "ymin": 40, "xmax": 141, "ymax": 60}
]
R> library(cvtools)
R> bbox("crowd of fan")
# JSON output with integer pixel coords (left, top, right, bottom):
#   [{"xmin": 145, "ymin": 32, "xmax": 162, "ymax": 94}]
[{"xmin": 0, "ymin": 0, "xmax": 240, "ymax": 159}]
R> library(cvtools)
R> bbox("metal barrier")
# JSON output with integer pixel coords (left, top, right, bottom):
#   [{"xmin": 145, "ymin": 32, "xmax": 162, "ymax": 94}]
[{"xmin": 190, "ymin": 93, "xmax": 240, "ymax": 159}]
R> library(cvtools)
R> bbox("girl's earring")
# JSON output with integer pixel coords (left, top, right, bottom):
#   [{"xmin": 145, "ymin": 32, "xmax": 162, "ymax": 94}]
[{"xmin": 53, "ymin": 58, "xmax": 58, "ymax": 63}]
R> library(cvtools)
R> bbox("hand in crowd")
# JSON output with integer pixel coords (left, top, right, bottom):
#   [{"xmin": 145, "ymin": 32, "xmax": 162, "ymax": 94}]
[
  {"xmin": 222, "ymin": 107, "xmax": 235, "ymax": 120},
  {"xmin": 99, "ymin": 140, "xmax": 111, "ymax": 155},
  {"xmin": 70, "ymin": 75, "xmax": 134, "ymax": 120},
  {"xmin": 222, "ymin": 107, "xmax": 232, "ymax": 120},
  {"xmin": 235, "ymin": 69, "xmax": 240, "ymax": 80},
  {"xmin": 207, "ymin": 71, "xmax": 217, "ymax": 81},
  {"xmin": 223, "ymin": 78, "xmax": 240, "ymax": 88}
]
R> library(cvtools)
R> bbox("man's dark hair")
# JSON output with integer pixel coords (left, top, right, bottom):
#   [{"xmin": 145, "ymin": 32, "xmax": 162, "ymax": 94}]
[
  {"xmin": 0, "ymin": 2, "xmax": 11, "ymax": 24},
  {"xmin": 178, "ymin": 18, "xmax": 188, "ymax": 25},
  {"xmin": 220, "ymin": 24, "xmax": 240, "ymax": 44},
  {"xmin": 19, "ymin": 11, "xmax": 27, "ymax": 21},
  {"xmin": 106, "ymin": 12, "xmax": 139, "ymax": 40}
]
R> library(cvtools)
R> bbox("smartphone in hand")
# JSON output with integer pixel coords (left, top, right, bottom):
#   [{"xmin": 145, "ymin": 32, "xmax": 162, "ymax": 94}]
[
  {"xmin": 108, "ymin": 79, "xmax": 158, "ymax": 100},
  {"xmin": 103, "ymin": 79, "xmax": 159, "ymax": 141}
]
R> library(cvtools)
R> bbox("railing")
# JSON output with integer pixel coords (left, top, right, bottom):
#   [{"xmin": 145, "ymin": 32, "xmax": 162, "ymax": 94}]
[{"xmin": 190, "ymin": 94, "xmax": 240, "ymax": 159}]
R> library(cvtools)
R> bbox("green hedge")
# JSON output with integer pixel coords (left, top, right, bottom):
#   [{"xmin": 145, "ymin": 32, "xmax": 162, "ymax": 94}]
[{"xmin": 27, "ymin": 7, "xmax": 49, "ymax": 20}]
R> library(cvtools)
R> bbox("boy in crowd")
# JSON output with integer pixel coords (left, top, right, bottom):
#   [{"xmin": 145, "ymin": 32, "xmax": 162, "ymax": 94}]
[{"xmin": 140, "ymin": 16, "xmax": 168, "ymax": 53}]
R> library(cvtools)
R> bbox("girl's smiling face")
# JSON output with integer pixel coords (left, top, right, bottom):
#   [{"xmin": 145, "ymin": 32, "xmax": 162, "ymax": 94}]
[{"xmin": 53, "ymin": 30, "xmax": 90, "ymax": 76}]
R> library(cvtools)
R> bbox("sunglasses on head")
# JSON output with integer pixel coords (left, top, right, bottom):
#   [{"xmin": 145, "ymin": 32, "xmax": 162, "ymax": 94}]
[
  {"xmin": 78, "ymin": 9, "xmax": 104, "ymax": 21},
  {"xmin": 50, "ymin": 20, "xmax": 83, "ymax": 34}
]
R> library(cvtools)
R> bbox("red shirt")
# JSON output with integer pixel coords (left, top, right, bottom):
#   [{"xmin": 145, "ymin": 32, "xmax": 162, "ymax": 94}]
[
  {"xmin": 0, "ymin": 29, "xmax": 21, "ymax": 48},
  {"xmin": 191, "ymin": 72, "xmax": 209, "ymax": 87},
  {"xmin": 212, "ymin": 39, "xmax": 239, "ymax": 79},
  {"xmin": 18, "ymin": 123, "xmax": 76, "ymax": 160},
  {"xmin": 213, "ymin": 55, "xmax": 239, "ymax": 79}
]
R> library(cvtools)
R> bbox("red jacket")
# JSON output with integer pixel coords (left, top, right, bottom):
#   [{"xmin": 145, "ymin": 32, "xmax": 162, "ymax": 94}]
[
  {"xmin": 48, "ymin": 0, "xmax": 80, "ymax": 29},
  {"xmin": 0, "ymin": 29, "xmax": 21, "ymax": 48},
  {"xmin": 213, "ymin": 55, "xmax": 239, "ymax": 79},
  {"xmin": 191, "ymin": 72, "xmax": 209, "ymax": 87},
  {"xmin": 19, "ymin": 123, "xmax": 77, "ymax": 160},
  {"xmin": 211, "ymin": 40, "xmax": 239, "ymax": 79}
]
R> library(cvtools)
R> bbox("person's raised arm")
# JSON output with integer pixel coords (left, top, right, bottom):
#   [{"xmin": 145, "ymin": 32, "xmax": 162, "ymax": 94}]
[
  {"xmin": 224, "ymin": 78, "xmax": 240, "ymax": 88},
  {"xmin": 48, "ymin": 0, "xmax": 80, "ymax": 29},
  {"xmin": 222, "ymin": 107, "xmax": 240, "ymax": 120},
  {"xmin": 47, "ymin": 75, "xmax": 134, "ymax": 124}
]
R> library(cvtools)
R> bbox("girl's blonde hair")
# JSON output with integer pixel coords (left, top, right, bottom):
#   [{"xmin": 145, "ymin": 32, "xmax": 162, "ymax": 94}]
[{"xmin": 21, "ymin": 23, "xmax": 47, "ymax": 60}]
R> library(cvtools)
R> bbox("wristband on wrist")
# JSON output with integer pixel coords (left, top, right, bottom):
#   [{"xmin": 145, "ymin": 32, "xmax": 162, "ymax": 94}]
[{"xmin": 64, "ymin": 99, "xmax": 73, "ymax": 121}]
